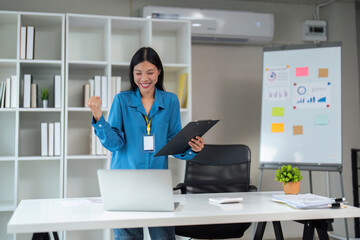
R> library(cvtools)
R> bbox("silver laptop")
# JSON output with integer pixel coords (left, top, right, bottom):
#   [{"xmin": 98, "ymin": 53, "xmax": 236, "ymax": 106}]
[{"xmin": 97, "ymin": 169, "xmax": 175, "ymax": 211}]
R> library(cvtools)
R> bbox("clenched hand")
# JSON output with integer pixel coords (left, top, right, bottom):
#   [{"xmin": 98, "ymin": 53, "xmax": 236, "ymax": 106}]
[{"xmin": 87, "ymin": 96, "xmax": 102, "ymax": 121}]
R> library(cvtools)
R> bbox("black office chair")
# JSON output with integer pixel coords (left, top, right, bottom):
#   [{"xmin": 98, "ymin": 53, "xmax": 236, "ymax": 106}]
[{"xmin": 174, "ymin": 144, "xmax": 257, "ymax": 239}]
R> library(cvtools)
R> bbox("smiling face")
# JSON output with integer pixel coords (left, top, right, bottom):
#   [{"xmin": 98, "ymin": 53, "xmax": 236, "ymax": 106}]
[{"xmin": 133, "ymin": 61, "xmax": 160, "ymax": 97}]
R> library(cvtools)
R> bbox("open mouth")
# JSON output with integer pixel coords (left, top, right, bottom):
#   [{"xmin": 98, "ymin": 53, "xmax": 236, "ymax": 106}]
[{"xmin": 140, "ymin": 82, "xmax": 151, "ymax": 88}]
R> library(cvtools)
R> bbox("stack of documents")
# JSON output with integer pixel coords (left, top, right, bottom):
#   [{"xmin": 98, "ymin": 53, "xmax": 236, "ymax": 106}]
[{"xmin": 272, "ymin": 193, "xmax": 335, "ymax": 209}]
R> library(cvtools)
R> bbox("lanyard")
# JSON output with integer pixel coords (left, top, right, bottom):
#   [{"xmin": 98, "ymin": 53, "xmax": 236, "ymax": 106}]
[{"xmin": 144, "ymin": 115, "xmax": 152, "ymax": 135}]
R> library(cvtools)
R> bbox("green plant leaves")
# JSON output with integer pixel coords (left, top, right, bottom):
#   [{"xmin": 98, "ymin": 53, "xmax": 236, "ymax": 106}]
[
  {"xmin": 275, "ymin": 164, "xmax": 303, "ymax": 185},
  {"xmin": 41, "ymin": 88, "xmax": 49, "ymax": 100}
]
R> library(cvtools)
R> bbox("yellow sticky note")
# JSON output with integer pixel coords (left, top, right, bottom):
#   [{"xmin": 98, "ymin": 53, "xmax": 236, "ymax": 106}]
[
  {"xmin": 271, "ymin": 123, "xmax": 284, "ymax": 133},
  {"xmin": 293, "ymin": 125, "xmax": 303, "ymax": 135},
  {"xmin": 319, "ymin": 68, "xmax": 328, "ymax": 78},
  {"xmin": 272, "ymin": 107, "xmax": 284, "ymax": 117}
]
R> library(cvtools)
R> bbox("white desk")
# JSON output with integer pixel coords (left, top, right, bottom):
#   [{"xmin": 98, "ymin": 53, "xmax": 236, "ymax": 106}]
[{"xmin": 7, "ymin": 191, "xmax": 360, "ymax": 237}]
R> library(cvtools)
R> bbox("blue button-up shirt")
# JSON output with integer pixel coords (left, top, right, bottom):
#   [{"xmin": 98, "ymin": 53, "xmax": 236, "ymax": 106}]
[{"xmin": 92, "ymin": 87, "xmax": 196, "ymax": 170}]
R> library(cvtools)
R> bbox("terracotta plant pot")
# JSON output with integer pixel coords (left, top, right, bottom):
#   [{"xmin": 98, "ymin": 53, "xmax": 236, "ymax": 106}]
[{"xmin": 282, "ymin": 182, "xmax": 300, "ymax": 195}]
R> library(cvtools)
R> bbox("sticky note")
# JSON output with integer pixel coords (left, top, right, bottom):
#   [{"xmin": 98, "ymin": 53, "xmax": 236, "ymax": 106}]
[
  {"xmin": 293, "ymin": 125, "xmax": 303, "ymax": 135},
  {"xmin": 296, "ymin": 67, "xmax": 308, "ymax": 77},
  {"xmin": 314, "ymin": 115, "xmax": 329, "ymax": 125},
  {"xmin": 271, "ymin": 123, "xmax": 284, "ymax": 133},
  {"xmin": 318, "ymin": 68, "xmax": 328, "ymax": 78},
  {"xmin": 272, "ymin": 107, "xmax": 284, "ymax": 117}
]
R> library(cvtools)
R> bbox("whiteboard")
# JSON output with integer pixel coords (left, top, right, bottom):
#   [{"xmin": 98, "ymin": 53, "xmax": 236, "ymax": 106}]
[{"xmin": 259, "ymin": 43, "xmax": 342, "ymax": 166}]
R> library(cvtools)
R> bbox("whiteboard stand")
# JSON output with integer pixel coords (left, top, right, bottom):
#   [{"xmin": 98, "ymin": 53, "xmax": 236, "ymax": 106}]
[
  {"xmin": 257, "ymin": 42, "xmax": 345, "ymax": 239},
  {"xmin": 257, "ymin": 163, "xmax": 349, "ymax": 240}
]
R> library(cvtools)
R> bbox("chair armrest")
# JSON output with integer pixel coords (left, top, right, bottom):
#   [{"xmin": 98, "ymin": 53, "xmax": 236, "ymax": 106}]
[
  {"xmin": 173, "ymin": 183, "xmax": 186, "ymax": 194},
  {"xmin": 248, "ymin": 185, "xmax": 258, "ymax": 192}
]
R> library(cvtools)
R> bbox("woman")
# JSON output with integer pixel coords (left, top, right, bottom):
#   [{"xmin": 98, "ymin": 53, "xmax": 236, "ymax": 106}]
[{"xmin": 88, "ymin": 47, "xmax": 204, "ymax": 240}]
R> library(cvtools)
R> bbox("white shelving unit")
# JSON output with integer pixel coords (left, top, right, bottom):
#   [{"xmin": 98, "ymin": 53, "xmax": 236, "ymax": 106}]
[
  {"xmin": 64, "ymin": 13, "xmax": 191, "ymax": 240},
  {"xmin": 0, "ymin": 11, "xmax": 65, "ymax": 240},
  {"xmin": 64, "ymin": 15, "xmax": 111, "ymax": 211},
  {"xmin": 0, "ymin": 11, "xmax": 190, "ymax": 240}
]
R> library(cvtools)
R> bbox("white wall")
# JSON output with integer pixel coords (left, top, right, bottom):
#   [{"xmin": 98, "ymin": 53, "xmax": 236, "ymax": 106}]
[
  {"xmin": 0, "ymin": 0, "xmax": 131, "ymax": 16},
  {"xmin": 195, "ymin": 2, "xmax": 359, "ymax": 238},
  {"xmin": 1, "ymin": 0, "xmax": 359, "ymax": 239},
  {"xmin": 322, "ymin": 2, "xmax": 360, "ymax": 237}
]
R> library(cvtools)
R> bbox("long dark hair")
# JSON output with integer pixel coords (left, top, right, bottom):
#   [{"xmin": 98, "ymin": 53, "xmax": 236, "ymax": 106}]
[{"xmin": 129, "ymin": 47, "xmax": 165, "ymax": 91}]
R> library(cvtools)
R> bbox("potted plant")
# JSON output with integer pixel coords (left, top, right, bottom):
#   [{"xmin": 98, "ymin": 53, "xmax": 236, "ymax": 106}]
[
  {"xmin": 41, "ymin": 88, "xmax": 49, "ymax": 108},
  {"xmin": 275, "ymin": 165, "xmax": 303, "ymax": 194}
]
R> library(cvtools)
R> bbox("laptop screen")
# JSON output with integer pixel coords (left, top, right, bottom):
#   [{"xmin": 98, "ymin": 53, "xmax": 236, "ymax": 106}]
[{"xmin": 97, "ymin": 169, "xmax": 175, "ymax": 211}]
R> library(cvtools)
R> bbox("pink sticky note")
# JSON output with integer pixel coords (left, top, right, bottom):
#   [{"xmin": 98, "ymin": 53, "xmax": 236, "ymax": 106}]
[{"xmin": 296, "ymin": 67, "xmax": 308, "ymax": 77}]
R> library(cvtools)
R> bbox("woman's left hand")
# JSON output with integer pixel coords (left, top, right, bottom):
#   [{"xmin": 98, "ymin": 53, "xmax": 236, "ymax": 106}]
[{"xmin": 188, "ymin": 136, "xmax": 205, "ymax": 152}]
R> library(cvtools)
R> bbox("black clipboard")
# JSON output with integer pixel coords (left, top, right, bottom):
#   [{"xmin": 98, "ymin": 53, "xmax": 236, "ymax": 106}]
[{"xmin": 154, "ymin": 119, "xmax": 219, "ymax": 157}]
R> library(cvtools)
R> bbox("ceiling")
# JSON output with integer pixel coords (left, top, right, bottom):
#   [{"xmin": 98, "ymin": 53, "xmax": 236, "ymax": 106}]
[{"xmin": 233, "ymin": 0, "xmax": 352, "ymax": 5}]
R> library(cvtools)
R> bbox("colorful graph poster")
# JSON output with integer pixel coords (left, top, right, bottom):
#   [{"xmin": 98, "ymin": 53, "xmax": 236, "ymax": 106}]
[
  {"xmin": 293, "ymin": 82, "xmax": 331, "ymax": 109},
  {"xmin": 264, "ymin": 66, "xmax": 290, "ymax": 101}
]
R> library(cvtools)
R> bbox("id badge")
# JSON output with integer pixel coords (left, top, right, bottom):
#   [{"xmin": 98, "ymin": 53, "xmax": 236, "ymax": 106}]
[{"xmin": 143, "ymin": 134, "xmax": 155, "ymax": 152}]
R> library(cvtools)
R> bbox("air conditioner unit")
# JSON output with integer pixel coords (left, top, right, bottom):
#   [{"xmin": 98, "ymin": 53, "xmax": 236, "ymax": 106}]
[{"xmin": 143, "ymin": 6, "xmax": 274, "ymax": 44}]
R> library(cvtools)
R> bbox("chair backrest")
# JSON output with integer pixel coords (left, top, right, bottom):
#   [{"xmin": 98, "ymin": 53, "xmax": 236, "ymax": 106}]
[{"xmin": 183, "ymin": 144, "xmax": 251, "ymax": 194}]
